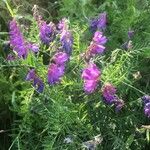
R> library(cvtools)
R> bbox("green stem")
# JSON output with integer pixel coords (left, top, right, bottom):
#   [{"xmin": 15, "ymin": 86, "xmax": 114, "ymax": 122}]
[{"xmin": 3, "ymin": 0, "xmax": 14, "ymax": 17}]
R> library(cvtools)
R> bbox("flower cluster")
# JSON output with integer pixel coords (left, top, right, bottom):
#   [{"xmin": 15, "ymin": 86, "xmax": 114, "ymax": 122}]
[
  {"xmin": 9, "ymin": 19, "xmax": 40, "ymax": 59},
  {"xmin": 90, "ymin": 12, "xmax": 107, "ymax": 32},
  {"xmin": 102, "ymin": 83, "xmax": 124, "ymax": 112},
  {"xmin": 26, "ymin": 69, "xmax": 44, "ymax": 93},
  {"xmin": 86, "ymin": 31, "xmax": 107, "ymax": 60},
  {"xmin": 81, "ymin": 63, "xmax": 101, "ymax": 93},
  {"xmin": 82, "ymin": 13, "xmax": 107, "ymax": 94},
  {"xmin": 39, "ymin": 21, "xmax": 55, "ymax": 45},
  {"xmin": 58, "ymin": 18, "xmax": 73, "ymax": 55},
  {"xmin": 48, "ymin": 52, "xmax": 69, "ymax": 85},
  {"xmin": 9, "ymin": 19, "xmax": 28, "ymax": 59},
  {"xmin": 47, "ymin": 19, "xmax": 72, "ymax": 85},
  {"xmin": 141, "ymin": 95, "xmax": 150, "ymax": 118}
]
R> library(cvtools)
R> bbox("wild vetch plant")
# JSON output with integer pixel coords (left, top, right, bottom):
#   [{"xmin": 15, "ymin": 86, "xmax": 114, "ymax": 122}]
[{"xmin": 1, "ymin": 1, "xmax": 150, "ymax": 149}]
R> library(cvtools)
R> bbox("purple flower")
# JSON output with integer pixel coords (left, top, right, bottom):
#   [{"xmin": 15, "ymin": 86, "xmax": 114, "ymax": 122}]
[
  {"xmin": 93, "ymin": 31, "xmax": 107, "ymax": 44},
  {"xmin": 141, "ymin": 95, "xmax": 150, "ymax": 104},
  {"xmin": 83, "ymin": 80, "xmax": 98, "ymax": 93},
  {"xmin": 81, "ymin": 63, "xmax": 101, "ymax": 93},
  {"xmin": 128, "ymin": 30, "xmax": 134, "ymax": 39},
  {"xmin": 48, "ymin": 63, "xmax": 65, "ymax": 85},
  {"xmin": 102, "ymin": 83, "xmax": 116, "ymax": 104},
  {"xmin": 58, "ymin": 18, "xmax": 68, "ymax": 30},
  {"xmin": 144, "ymin": 102, "xmax": 150, "ymax": 118},
  {"xmin": 26, "ymin": 69, "xmax": 44, "ymax": 93},
  {"xmin": 60, "ymin": 30, "xmax": 73, "ymax": 55},
  {"xmin": 90, "ymin": 18, "xmax": 98, "ymax": 33},
  {"xmin": 90, "ymin": 12, "xmax": 107, "ymax": 32},
  {"xmin": 52, "ymin": 52, "xmax": 69, "ymax": 65},
  {"xmin": 97, "ymin": 12, "xmax": 107, "ymax": 31},
  {"xmin": 114, "ymin": 99, "xmax": 124, "ymax": 112},
  {"xmin": 33, "ymin": 77, "xmax": 44, "ymax": 93},
  {"xmin": 9, "ymin": 19, "xmax": 28, "ymax": 59},
  {"xmin": 89, "ymin": 42, "xmax": 105, "ymax": 55},
  {"xmin": 39, "ymin": 21, "xmax": 55, "ymax": 45},
  {"xmin": 26, "ymin": 69, "xmax": 36, "ymax": 81},
  {"xmin": 87, "ymin": 31, "xmax": 107, "ymax": 58},
  {"xmin": 58, "ymin": 18, "xmax": 73, "ymax": 55}
]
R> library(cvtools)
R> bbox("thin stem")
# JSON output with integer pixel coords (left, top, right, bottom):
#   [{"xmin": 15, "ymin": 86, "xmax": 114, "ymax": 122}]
[{"xmin": 122, "ymin": 81, "xmax": 146, "ymax": 95}]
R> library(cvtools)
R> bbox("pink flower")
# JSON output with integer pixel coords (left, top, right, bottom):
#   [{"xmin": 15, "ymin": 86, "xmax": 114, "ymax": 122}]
[{"xmin": 82, "ymin": 63, "xmax": 101, "ymax": 93}]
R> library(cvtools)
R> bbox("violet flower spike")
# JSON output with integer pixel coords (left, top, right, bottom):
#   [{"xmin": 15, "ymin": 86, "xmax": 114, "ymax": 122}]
[
  {"xmin": 87, "ymin": 31, "xmax": 107, "ymax": 58},
  {"xmin": 81, "ymin": 63, "xmax": 101, "ymax": 94},
  {"xmin": 9, "ymin": 19, "xmax": 28, "ymax": 59},
  {"xmin": 89, "ymin": 12, "xmax": 107, "ymax": 32},
  {"xmin": 48, "ymin": 63, "xmax": 65, "ymax": 85},
  {"xmin": 60, "ymin": 30, "xmax": 73, "ymax": 55},
  {"xmin": 89, "ymin": 18, "xmax": 98, "ymax": 33},
  {"xmin": 102, "ymin": 83, "xmax": 117, "ymax": 104},
  {"xmin": 39, "ymin": 21, "xmax": 55, "ymax": 45}
]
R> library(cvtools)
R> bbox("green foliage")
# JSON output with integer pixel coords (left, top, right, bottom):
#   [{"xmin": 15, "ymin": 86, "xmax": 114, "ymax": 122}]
[{"xmin": 0, "ymin": 0, "xmax": 150, "ymax": 150}]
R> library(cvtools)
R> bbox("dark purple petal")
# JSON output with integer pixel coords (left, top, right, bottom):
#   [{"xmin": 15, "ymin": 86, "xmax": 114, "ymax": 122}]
[{"xmin": 89, "ymin": 18, "xmax": 98, "ymax": 33}]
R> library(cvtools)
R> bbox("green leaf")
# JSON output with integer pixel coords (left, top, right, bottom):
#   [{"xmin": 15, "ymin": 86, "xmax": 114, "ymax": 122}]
[
  {"xmin": 125, "ymin": 134, "xmax": 134, "ymax": 149},
  {"xmin": 146, "ymin": 129, "xmax": 150, "ymax": 143}
]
